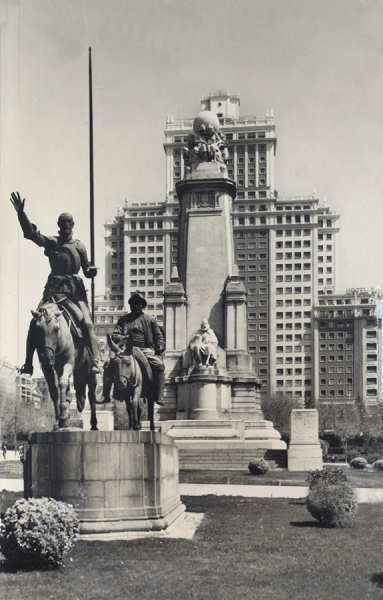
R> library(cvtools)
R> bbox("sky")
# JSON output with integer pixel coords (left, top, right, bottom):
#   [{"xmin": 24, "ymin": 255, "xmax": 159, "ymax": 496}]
[{"xmin": 1, "ymin": 0, "xmax": 383, "ymax": 364}]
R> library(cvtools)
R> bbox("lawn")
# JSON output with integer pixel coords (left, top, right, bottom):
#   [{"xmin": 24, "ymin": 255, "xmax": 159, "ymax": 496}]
[
  {"xmin": 180, "ymin": 466, "xmax": 383, "ymax": 489},
  {"xmin": 1, "ymin": 495, "xmax": 383, "ymax": 600}
]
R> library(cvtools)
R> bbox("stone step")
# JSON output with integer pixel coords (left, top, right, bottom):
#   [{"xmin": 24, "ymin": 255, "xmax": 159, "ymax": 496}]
[{"xmin": 179, "ymin": 448, "xmax": 287, "ymax": 470}]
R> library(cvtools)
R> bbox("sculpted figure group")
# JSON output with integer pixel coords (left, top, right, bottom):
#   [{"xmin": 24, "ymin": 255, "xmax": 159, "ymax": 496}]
[
  {"xmin": 182, "ymin": 114, "xmax": 229, "ymax": 173},
  {"xmin": 10, "ymin": 191, "xmax": 220, "ymax": 431},
  {"xmin": 10, "ymin": 192, "xmax": 165, "ymax": 430}
]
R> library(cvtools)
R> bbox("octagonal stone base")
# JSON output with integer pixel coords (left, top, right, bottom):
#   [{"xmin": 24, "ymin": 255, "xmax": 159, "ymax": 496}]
[{"xmin": 24, "ymin": 430, "xmax": 185, "ymax": 534}]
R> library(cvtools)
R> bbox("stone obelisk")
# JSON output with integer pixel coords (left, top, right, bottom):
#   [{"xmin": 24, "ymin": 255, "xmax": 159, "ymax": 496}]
[{"xmin": 161, "ymin": 111, "xmax": 286, "ymax": 470}]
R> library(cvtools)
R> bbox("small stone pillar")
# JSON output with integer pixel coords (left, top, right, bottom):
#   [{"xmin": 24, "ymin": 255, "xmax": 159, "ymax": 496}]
[
  {"xmin": 224, "ymin": 273, "xmax": 248, "ymax": 351},
  {"xmin": 164, "ymin": 266, "xmax": 187, "ymax": 352},
  {"xmin": 163, "ymin": 268, "xmax": 188, "ymax": 420},
  {"xmin": 288, "ymin": 409, "xmax": 323, "ymax": 471}
]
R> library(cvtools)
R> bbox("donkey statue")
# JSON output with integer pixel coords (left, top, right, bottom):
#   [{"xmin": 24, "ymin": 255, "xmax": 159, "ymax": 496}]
[
  {"xmin": 31, "ymin": 301, "xmax": 98, "ymax": 430},
  {"xmin": 106, "ymin": 333, "xmax": 155, "ymax": 430}
]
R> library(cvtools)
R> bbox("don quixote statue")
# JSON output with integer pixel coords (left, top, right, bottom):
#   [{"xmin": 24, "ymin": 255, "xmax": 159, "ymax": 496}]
[{"xmin": 10, "ymin": 191, "xmax": 100, "ymax": 430}]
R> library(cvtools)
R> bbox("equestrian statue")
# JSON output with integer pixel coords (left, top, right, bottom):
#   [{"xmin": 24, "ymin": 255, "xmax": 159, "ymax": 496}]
[
  {"xmin": 105, "ymin": 291, "xmax": 165, "ymax": 431},
  {"xmin": 10, "ymin": 191, "xmax": 100, "ymax": 430}
]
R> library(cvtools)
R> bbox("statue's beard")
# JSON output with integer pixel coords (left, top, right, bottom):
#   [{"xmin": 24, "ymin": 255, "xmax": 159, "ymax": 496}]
[{"xmin": 58, "ymin": 229, "xmax": 73, "ymax": 242}]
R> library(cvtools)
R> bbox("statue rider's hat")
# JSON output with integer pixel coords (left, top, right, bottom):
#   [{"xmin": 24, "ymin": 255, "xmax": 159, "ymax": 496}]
[{"xmin": 128, "ymin": 291, "xmax": 147, "ymax": 309}]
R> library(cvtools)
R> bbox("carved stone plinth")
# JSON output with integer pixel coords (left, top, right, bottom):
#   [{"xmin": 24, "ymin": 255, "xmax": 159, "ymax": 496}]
[
  {"xmin": 24, "ymin": 430, "xmax": 185, "ymax": 534},
  {"xmin": 175, "ymin": 368, "xmax": 232, "ymax": 420},
  {"xmin": 288, "ymin": 409, "xmax": 323, "ymax": 471}
]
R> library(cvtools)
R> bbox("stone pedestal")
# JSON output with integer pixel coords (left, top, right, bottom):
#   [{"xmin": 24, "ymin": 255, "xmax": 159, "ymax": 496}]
[
  {"xmin": 288, "ymin": 409, "xmax": 323, "ymax": 471},
  {"xmin": 175, "ymin": 368, "xmax": 232, "ymax": 420},
  {"xmin": 161, "ymin": 420, "xmax": 287, "ymax": 470},
  {"xmin": 24, "ymin": 430, "xmax": 185, "ymax": 534}
]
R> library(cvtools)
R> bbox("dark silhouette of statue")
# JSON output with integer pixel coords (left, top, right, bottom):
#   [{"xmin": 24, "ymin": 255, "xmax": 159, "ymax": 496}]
[{"xmin": 10, "ymin": 191, "xmax": 100, "ymax": 375}]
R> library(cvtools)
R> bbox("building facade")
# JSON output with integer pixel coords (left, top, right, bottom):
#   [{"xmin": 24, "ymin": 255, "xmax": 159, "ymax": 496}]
[
  {"xmin": 163, "ymin": 91, "xmax": 340, "ymax": 404},
  {"xmin": 313, "ymin": 289, "xmax": 383, "ymax": 408},
  {"xmin": 98, "ymin": 91, "xmax": 380, "ymax": 409}
]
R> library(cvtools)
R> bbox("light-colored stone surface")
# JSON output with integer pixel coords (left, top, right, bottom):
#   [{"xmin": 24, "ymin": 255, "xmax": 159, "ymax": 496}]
[
  {"xmin": 288, "ymin": 409, "xmax": 322, "ymax": 472},
  {"xmin": 24, "ymin": 430, "xmax": 185, "ymax": 533},
  {"xmin": 80, "ymin": 511, "xmax": 204, "ymax": 541},
  {"xmin": 82, "ymin": 408, "xmax": 114, "ymax": 431},
  {"xmin": 288, "ymin": 445, "xmax": 323, "ymax": 471},
  {"xmin": 290, "ymin": 409, "xmax": 319, "ymax": 445}
]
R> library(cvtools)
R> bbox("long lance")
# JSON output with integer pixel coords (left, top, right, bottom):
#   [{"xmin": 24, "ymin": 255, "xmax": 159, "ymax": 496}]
[{"xmin": 89, "ymin": 46, "xmax": 95, "ymax": 321}]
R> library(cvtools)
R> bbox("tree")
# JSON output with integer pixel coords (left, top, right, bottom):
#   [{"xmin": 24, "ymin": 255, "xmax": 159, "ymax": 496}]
[{"xmin": 261, "ymin": 393, "xmax": 300, "ymax": 441}]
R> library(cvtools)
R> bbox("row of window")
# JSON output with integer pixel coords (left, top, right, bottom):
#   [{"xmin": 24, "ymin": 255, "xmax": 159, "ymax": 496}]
[
  {"xmin": 276, "ymin": 380, "xmax": 312, "ymax": 387},
  {"xmin": 275, "ymin": 204, "xmax": 313, "ymax": 211},
  {"xmin": 276, "ymin": 286, "xmax": 312, "ymax": 295},
  {"xmin": 276, "ymin": 240, "xmax": 311, "ymax": 248},
  {"xmin": 235, "ymin": 216, "xmax": 267, "ymax": 225},
  {"xmin": 130, "ymin": 269, "xmax": 163, "ymax": 276},
  {"xmin": 319, "ymin": 343, "xmax": 352, "ymax": 351},
  {"xmin": 276, "ymin": 356, "xmax": 311, "ymax": 364},
  {"xmin": 319, "ymin": 332, "xmax": 350, "ymax": 340},
  {"xmin": 276, "ymin": 252, "xmax": 311, "ymax": 259},
  {"xmin": 129, "ymin": 279, "xmax": 163, "ymax": 287},
  {"xmin": 320, "ymin": 366, "xmax": 352, "ymax": 373},
  {"xmin": 276, "ymin": 299, "xmax": 312, "ymax": 307},
  {"xmin": 276, "ymin": 343, "xmax": 312, "ymax": 352},
  {"xmin": 276, "ymin": 368, "xmax": 312, "ymax": 375},
  {"xmin": 276, "ymin": 263, "xmax": 312, "ymax": 270},
  {"xmin": 276, "ymin": 334, "xmax": 311, "ymax": 341},
  {"xmin": 276, "ymin": 311, "xmax": 312, "ymax": 319},
  {"xmin": 276, "ymin": 215, "xmax": 311, "ymax": 224},
  {"xmin": 276, "ymin": 277, "xmax": 313, "ymax": 286},
  {"xmin": 320, "ymin": 389, "xmax": 353, "ymax": 397},
  {"xmin": 320, "ymin": 355, "xmax": 353, "ymax": 362},
  {"xmin": 130, "ymin": 257, "xmax": 163, "ymax": 265},
  {"xmin": 276, "ymin": 229, "xmax": 313, "ymax": 237},
  {"xmin": 238, "ymin": 253, "xmax": 267, "ymax": 260},
  {"xmin": 130, "ymin": 235, "xmax": 163, "ymax": 242}
]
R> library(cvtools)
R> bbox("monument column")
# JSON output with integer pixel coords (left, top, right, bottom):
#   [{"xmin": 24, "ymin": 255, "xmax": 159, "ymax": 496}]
[{"xmin": 162, "ymin": 109, "xmax": 286, "ymax": 469}]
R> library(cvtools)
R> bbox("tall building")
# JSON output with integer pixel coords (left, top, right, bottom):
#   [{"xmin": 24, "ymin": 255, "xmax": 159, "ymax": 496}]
[
  {"xmin": 163, "ymin": 91, "xmax": 339, "ymax": 404},
  {"xmin": 96, "ymin": 200, "xmax": 179, "ymax": 333},
  {"xmin": 313, "ymin": 289, "xmax": 383, "ymax": 408},
  {"xmin": 99, "ymin": 91, "xmax": 381, "ymax": 410}
]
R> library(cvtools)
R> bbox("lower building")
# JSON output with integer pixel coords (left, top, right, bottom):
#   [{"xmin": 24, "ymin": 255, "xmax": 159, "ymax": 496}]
[{"xmin": 313, "ymin": 289, "xmax": 383, "ymax": 409}]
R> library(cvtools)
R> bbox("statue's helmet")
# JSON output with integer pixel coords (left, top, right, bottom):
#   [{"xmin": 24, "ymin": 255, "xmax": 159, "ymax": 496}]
[{"xmin": 193, "ymin": 111, "xmax": 220, "ymax": 138}]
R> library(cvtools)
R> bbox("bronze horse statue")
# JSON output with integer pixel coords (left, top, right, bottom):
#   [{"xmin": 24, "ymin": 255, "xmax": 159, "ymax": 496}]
[
  {"xmin": 31, "ymin": 300, "xmax": 98, "ymax": 430},
  {"xmin": 106, "ymin": 334, "xmax": 155, "ymax": 431}
]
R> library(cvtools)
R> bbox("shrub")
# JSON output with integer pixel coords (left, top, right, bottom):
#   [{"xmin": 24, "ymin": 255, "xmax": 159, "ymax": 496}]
[
  {"xmin": 248, "ymin": 458, "xmax": 269, "ymax": 475},
  {"xmin": 306, "ymin": 481, "xmax": 358, "ymax": 528},
  {"xmin": 350, "ymin": 456, "xmax": 368, "ymax": 469},
  {"xmin": 373, "ymin": 459, "xmax": 383, "ymax": 471},
  {"xmin": 306, "ymin": 466, "xmax": 347, "ymax": 489},
  {"xmin": 0, "ymin": 497, "xmax": 79, "ymax": 568}
]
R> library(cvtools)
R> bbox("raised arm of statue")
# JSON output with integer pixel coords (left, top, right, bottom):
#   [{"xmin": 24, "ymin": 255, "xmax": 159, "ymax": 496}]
[{"xmin": 10, "ymin": 191, "xmax": 55, "ymax": 249}]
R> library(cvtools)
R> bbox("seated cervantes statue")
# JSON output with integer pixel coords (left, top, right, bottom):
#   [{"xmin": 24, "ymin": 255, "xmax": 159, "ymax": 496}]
[{"xmin": 186, "ymin": 319, "xmax": 218, "ymax": 373}]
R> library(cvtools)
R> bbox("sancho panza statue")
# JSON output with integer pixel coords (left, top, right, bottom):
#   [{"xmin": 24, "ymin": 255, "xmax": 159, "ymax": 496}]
[{"xmin": 10, "ymin": 191, "xmax": 100, "ymax": 375}]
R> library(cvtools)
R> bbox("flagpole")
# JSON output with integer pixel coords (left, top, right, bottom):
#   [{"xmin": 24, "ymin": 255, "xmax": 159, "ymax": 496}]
[{"xmin": 88, "ymin": 46, "xmax": 95, "ymax": 321}]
